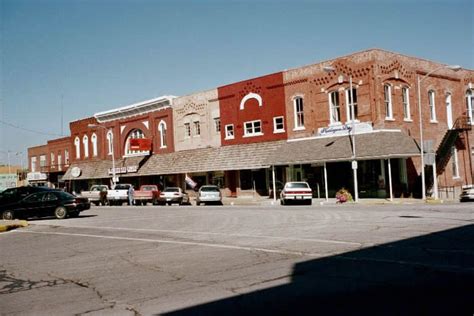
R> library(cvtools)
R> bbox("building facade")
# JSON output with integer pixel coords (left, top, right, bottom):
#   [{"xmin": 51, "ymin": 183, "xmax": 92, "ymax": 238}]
[{"xmin": 29, "ymin": 49, "xmax": 474, "ymax": 200}]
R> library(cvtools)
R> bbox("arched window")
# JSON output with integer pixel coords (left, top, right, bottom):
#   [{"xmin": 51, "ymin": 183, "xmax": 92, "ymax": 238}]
[
  {"xmin": 428, "ymin": 90, "xmax": 437, "ymax": 122},
  {"xmin": 384, "ymin": 84, "xmax": 393, "ymax": 119},
  {"xmin": 158, "ymin": 121, "xmax": 167, "ymax": 148},
  {"xmin": 467, "ymin": 90, "xmax": 474, "ymax": 124},
  {"xmin": 91, "ymin": 133, "xmax": 98, "ymax": 157},
  {"xmin": 83, "ymin": 135, "xmax": 89, "ymax": 158},
  {"xmin": 125, "ymin": 129, "xmax": 147, "ymax": 156},
  {"xmin": 74, "ymin": 137, "xmax": 80, "ymax": 159},
  {"xmin": 107, "ymin": 131, "xmax": 114, "ymax": 156}
]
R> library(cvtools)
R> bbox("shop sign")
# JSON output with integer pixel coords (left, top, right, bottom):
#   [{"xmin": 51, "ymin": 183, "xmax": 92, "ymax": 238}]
[
  {"xmin": 317, "ymin": 122, "xmax": 373, "ymax": 137},
  {"xmin": 71, "ymin": 167, "xmax": 81, "ymax": 178},
  {"xmin": 26, "ymin": 172, "xmax": 47, "ymax": 181},
  {"xmin": 108, "ymin": 165, "xmax": 139, "ymax": 175},
  {"xmin": 0, "ymin": 174, "xmax": 17, "ymax": 191},
  {"xmin": 130, "ymin": 138, "xmax": 152, "ymax": 151}
]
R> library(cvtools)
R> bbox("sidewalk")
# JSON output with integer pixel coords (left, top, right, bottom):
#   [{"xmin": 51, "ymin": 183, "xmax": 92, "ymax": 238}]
[{"xmin": 0, "ymin": 220, "xmax": 28, "ymax": 233}]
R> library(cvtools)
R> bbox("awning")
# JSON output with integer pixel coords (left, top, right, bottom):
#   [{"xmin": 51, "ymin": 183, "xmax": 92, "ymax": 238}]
[
  {"xmin": 63, "ymin": 156, "xmax": 147, "ymax": 180},
  {"xmin": 139, "ymin": 141, "xmax": 285, "ymax": 176},
  {"xmin": 266, "ymin": 130, "xmax": 420, "ymax": 166}
]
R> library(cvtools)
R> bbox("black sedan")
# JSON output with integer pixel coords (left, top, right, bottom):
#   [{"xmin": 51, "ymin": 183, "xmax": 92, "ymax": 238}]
[
  {"xmin": 0, "ymin": 186, "xmax": 53, "ymax": 204},
  {"xmin": 1, "ymin": 190, "xmax": 90, "ymax": 220}
]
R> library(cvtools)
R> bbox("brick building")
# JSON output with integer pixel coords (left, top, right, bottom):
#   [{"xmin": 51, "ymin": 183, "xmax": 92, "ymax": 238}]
[{"xmin": 29, "ymin": 48, "xmax": 474, "ymax": 200}]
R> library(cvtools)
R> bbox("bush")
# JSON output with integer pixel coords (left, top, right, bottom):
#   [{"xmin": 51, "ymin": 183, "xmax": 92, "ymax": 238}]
[{"xmin": 336, "ymin": 188, "xmax": 353, "ymax": 203}]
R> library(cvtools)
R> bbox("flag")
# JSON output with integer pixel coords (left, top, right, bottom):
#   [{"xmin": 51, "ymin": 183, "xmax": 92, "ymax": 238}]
[{"xmin": 185, "ymin": 174, "xmax": 197, "ymax": 189}]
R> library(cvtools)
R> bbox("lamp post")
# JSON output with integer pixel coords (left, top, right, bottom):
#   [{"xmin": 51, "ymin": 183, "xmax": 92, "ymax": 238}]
[
  {"xmin": 88, "ymin": 124, "xmax": 117, "ymax": 187},
  {"xmin": 324, "ymin": 66, "xmax": 358, "ymax": 202},
  {"xmin": 417, "ymin": 64, "xmax": 461, "ymax": 200}
]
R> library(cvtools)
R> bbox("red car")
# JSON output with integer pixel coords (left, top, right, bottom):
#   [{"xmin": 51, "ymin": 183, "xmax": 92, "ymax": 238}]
[{"xmin": 133, "ymin": 185, "xmax": 161, "ymax": 206}]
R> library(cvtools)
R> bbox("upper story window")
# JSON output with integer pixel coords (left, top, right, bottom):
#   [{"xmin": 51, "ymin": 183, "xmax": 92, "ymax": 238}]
[
  {"xmin": 64, "ymin": 149, "xmax": 69, "ymax": 165},
  {"xmin": 345, "ymin": 88, "xmax": 358, "ymax": 121},
  {"xmin": 428, "ymin": 90, "xmax": 437, "ymax": 122},
  {"xmin": 328, "ymin": 91, "xmax": 340, "ymax": 124},
  {"xmin": 384, "ymin": 84, "xmax": 393, "ymax": 119},
  {"xmin": 402, "ymin": 87, "xmax": 411, "ymax": 121},
  {"xmin": 244, "ymin": 120, "xmax": 262, "ymax": 137},
  {"xmin": 184, "ymin": 123, "xmax": 191, "ymax": 138},
  {"xmin": 82, "ymin": 135, "xmax": 89, "ymax": 158},
  {"xmin": 273, "ymin": 116, "xmax": 285, "ymax": 133},
  {"xmin": 91, "ymin": 133, "xmax": 98, "ymax": 157},
  {"xmin": 158, "ymin": 121, "xmax": 167, "ymax": 148},
  {"xmin": 58, "ymin": 153, "xmax": 62, "ymax": 171},
  {"xmin": 293, "ymin": 97, "xmax": 305, "ymax": 129},
  {"xmin": 125, "ymin": 129, "xmax": 147, "ymax": 156},
  {"xmin": 74, "ymin": 137, "xmax": 80, "ymax": 159},
  {"xmin": 214, "ymin": 118, "xmax": 221, "ymax": 133},
  {"xmin": 31, "ymin": 157, "xmax": 37, "ymax": 172},
  {"xmin": 50, "ymin": 152, "xmax": 55, "ymax": 167},
  {"xmin": 225, "ymin": 124, "xmax": 234, "ymax": 140},
  {"xmin": 451, "ymin": 146, "xmax": 459, "ymax": 178},
  {"xmin": 193, "ymin": 121, "xmax": 201, "ymax": 136},
  {"xmin": 106, "ymin": 131, "xmax": 113, "ymax": 156},
  {"xmin": 467, "ymin": 89, "xmax": 474, "ymax": 124},
  {"xmin": 40, "ymin": 155, "xmax": 46, "ymax": 167}
]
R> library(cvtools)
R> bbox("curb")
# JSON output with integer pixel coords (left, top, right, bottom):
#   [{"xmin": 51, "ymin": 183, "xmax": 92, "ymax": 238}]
[{"xmin": 0, "ymin": 220, "xmax": 29, "ymax": 233}]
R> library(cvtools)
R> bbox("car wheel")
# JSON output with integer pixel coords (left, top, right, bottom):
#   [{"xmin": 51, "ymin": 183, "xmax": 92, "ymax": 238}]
[
  {"xmin": 54, "ymin": 206, "xmax": 68, "ymax": 219},
  {"xmin": 2, "ymin": 210, "xmax": 14, "ymax": 220}
]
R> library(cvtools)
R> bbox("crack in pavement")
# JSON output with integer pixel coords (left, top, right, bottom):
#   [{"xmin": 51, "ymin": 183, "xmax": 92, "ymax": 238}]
[{"xmin": 0, "ymin": 270, "xmax": 67, "ymax": 295}]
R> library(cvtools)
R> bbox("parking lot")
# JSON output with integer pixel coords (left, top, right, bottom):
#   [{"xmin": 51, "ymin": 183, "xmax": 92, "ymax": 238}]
[{"xmin": 1, "ymin": 203, "xmax": 473, "ymax": 315}]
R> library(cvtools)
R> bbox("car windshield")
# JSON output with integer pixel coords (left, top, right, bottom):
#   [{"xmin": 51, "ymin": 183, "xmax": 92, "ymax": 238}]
[
  {"xmin": 286, "ymin": 182, "xmax": 310, "ymax": 189},
  {"xmin": 200, "ymin": 186, "xmax": 220, "ymax": 192},
  {"xmin": 142, "ymin": 186, "xmax": 155, "ymax": 191},
  {"xmin": 164, "ymin": 188, "xmax": 179, "ymax": 192}
]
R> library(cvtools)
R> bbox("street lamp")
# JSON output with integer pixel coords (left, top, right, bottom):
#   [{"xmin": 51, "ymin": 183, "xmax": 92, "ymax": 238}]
[
  {"xmin": 417, "ymin": 64, "xmax": 461, "ymax": 200},
  {"xmin": 88, "ymin": 124, "xmax": 117, "ymax": 187},
  {"xmin": 323, "ymin": 66, "xmax": 358, "ymax": 202}
]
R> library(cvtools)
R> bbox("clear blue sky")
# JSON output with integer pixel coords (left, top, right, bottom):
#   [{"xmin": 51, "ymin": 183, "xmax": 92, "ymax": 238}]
[{"xmin": 1, "ymin": 0, "xmax": 473, "ymax": 166}]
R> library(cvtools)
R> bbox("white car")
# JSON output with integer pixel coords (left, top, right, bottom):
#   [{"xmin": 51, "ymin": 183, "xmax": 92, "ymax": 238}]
[
  {"xmin": 460, "ymin": 185, "xmax": 474, "ymax": 202},
  {"xmin": 280, "ymin": 182, "xmax": 313, "ymax": 205},
  {"xmin": 196, "ymin": 185, "xmax": 222, "ymax": 205},
  {"xmin": 158, "ymin": 187, "xmax": 190, "ymax": 206}
]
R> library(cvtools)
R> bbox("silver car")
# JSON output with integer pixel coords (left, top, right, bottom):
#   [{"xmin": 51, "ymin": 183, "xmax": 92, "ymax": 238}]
[
  {"xmin": 158, "ymin": 187, "xmax": 190, "ymax": 206},
  {"xmin": 196, "ymin": 185, "xmax": 222, "ymax": 205}
]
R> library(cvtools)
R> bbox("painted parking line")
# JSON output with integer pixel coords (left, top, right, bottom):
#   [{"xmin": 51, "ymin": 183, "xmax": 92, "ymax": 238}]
[
  {"xmin": 17, "ymin": 230, "xmax": 325, "ymax": 258},
  {"xmin": 28, "ymin": 224, "xmax": 363, "ymax": 247}
]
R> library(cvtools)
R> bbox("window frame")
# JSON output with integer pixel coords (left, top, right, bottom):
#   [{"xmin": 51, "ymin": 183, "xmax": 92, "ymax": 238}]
[
  {"xmin": 273, "ymin": 116, "xmax": 285, "ymax": 133},
  {"xmin": 158, "ymin": 121, "xmax": 167, "ymax": 148},
  {"xmin": 328, "ymin": 91, "xmax": 340, "ymax": 124},
  {"xmin": 106, "ymin": 131, "xmax": 113, "ymax": 156},
  {"xmin": 344, "ymin": 87, "xmax": 358, "ymax": 122},
  {"xmin": 184, "ymin": 122, "xmax": 191, "ymax": 138},
  {"xmin": 193, "ymin": 121, "xmax": 201, "ymax": 137},
  {"xmin": 214, "ymin": 117, "xmax": 221, "ymax": 133},
  {"xmin": 293, "ymin": 97, "xmax": 305, "ymax": 130},
  {"xmin": 225, "ymin": 124, "xmax": 235, "ymax": 140},
  {"xmin": 82, "ymin": 135, "xmax": 89, "ymax": 158},
  {"xmin": 384, "ymin": 84, "xmax": 394, "ymax": 120},
  {"xmin": 74, "ymin": 137, "xmax": 80, "ymax": 159},
  {"xmin": 428, "ymin": 90, "xmax": 437, "ymax": 122},
  {"xmin": 243, "ymin": 120, "xmax": 263, "ymax": 137},
  {"xmin": 402, "ymin": 86, "xmax": 412, "ymax": 121},
  {"xmin": 451, "ymin": 146, "xmax": 460, "ymax": 179},
  {"xmin": 91, "ymin": 133, "xmax": 98, "ymax": 157},
  {"xmin": 467, "ymin": 89, "xmax": 474, "ymax": 125}
]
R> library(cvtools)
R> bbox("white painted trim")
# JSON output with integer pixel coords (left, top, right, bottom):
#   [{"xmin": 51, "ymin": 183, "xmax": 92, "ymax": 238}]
[
  {"xmin": 240, "ymin": 92, "xmax": 262, "ymax": 110},
  {"xmin": 142, "ymin": 121, "xmax": 149, "ymax": 129},
  {"xmin": 287, "ymin": 128, "xmax": 402, "ymax": 142},
  {"xmin": 120, "ymin": 125, "xmax": 126, "ymax": 134}
]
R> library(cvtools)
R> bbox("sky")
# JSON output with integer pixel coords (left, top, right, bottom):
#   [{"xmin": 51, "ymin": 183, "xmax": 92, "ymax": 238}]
[{"xmin": 1, "ymin": 0, "xmax": 473, "ymax": 166}]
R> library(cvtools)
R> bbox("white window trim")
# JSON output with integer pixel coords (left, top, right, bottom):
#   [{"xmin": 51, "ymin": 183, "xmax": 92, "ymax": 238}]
[
  {"xmin": 158, "ymin": 120, "xmax": 167, "ymax": 148},
  {"xmin": 193, "ymin": 121, "xmax": 201, "ymax": 137},
  {"xmin": 225, "ymin": 124, "xmax": 235, "ymax": 140},
  {"xmin": 429, "ymin": 90, "xmax": 437, "ymax": 122},
  {"xmin": 452, "ymin": 146, "xmax": 460, "ymax": 179},
  {"xmin": 107, "ymin": 131, "xmax": 113, "ymax": 156},
  {"xmin": 31, "ymin": 157, "xmax": 37, "ymax": 172},
  {"xmin": 58, "ymin": 154, "xmax": 62, "ymax": 171},
  {"xmin": 74, "ymin": 137, "xmax": 81, "ymax": 159},
  {"xmin": 402, "ymin": 87, "xmax": 411, "ymax": 121},
  {"xmin": 64, "ymin": 150, "xmax": 69, "ymax": 165},
  {"xmin": 344, "ymin": 88, "xmax": 358, "ymax": 123},
  {"xmin": 384, "ymin": 84, "xmax": 394, "ymax": 120},
  {"xmin": 273, "ymin": 116, "xmax": 285, "ymax": 133},
  {"xmin": 328, "ymin": 91, "xmax": 341, "ymax": 125},
  {"xmin": 91, "ymin": 133, "xmax": 98, "ymax": 157},
  {"xmin": 214, "ymin": 117, "xmax": 221, "ymax": 133},
  {"xmin": 467, "ymin": 90, "xmax": 474, "ymax": 125},
  {"xmin": 293, "ymin": 97, "xmax": 305, "ymax": 130},
  {"xmin": 82, "ymin": 135, "xmax": 89, "ymax": 158},
  {"xmin": 243, "ymin": 120, "xmax": 263, "ymax": 137},
  {"xmin": 184, "ymin": 122, "xmax": 191, "ymax": 139}
]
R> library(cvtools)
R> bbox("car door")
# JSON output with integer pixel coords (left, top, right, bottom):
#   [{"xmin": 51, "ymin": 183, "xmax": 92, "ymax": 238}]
[
  {"xmin": 21, "ymin": 192, "xmax": 45, "ymax": 218},
  {"xmin": 42, "ymin": 192, "xmax": 59, "ymax": 217}
]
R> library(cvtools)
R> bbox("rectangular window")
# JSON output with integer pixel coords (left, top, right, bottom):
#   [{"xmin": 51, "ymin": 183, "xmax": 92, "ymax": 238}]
[
  {"xmin": 345, "ymin": 88, "xmax": 358, "ymax": 121},
  {"xmin": 31, "ymin": 157, "xmax": 37, "ymax": 172},
  {"xmin": 451, "ymin": 146, "xmax": 459, "ymax": 178},
  {"xmin": 225, "ymin": 124, "xmax": 234, "ymax": 139},
  {"xmin": 214, "ymin": 118, "xmax": 221, "ymax": 132},
  {"xmin": 402, "ymin": 87, "xmax": 411, "ymax": 120},
  {"xmin": 467, "ymin": 91, "xmax": 474, "ymax": 124},
  {"xmin": 273, "ymin": 116, "xmax": 285, "ymax": 133},
  {"xmin": 294, "ymin": 97, "xmax": 305, "ymax": 129},
  {"xmin": 184, "ymin": 123, "xmax": 191, "ymax": 138},
  {"xmin": 384, "ymin": 85, "xmax": 393, "ymax": 119},
  {"xmin": 58, "ymin": 154, "xmax": 62, "ymax": 171},
  {"xmin": 429, "ymin": 90, "xmax": 437, "ymax": 122},
  {"xmin": 64, "ymin": 150, "xmax": 69, "ymax": 165},
  {"xmin": 194, "ymin": 121, "xmax": 201, "ymax": 136},
  {"xmin": 244, "ymin": 120, "xmax": 262, "ymax": 137},
  {"xmin": 40, "ymin": 155, "xmax": 46, "ymax": 167},
  {"xmin": 329, "ymin": 91, "xmax": 340, "ymax": 124},
  {"xmin": 50, "ymin": 153, "xmax": 55, "ymax": 168}
]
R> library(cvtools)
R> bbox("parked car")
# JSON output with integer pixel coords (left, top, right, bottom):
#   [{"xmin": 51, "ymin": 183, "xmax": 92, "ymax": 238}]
[
  {"xmin": 107, "ymin": 184, "xmax": 134, "ymax": 206},
  {"xmin": 269, "ymin": 180, "xmax": 285, "ymax": 199},
  {"xmin": 158, "ymin": 187, "xmax": 190, "ymax": 205},
  {"xmin": 460, "ymin": 185, "xmax": 474, "ymax": 202},
  {"xmin": 80, "ymin": 185, "xmax": 109, "ymax": 206},
  {"xmin": 280, "ymin": 182, "xmax": 313, "ymax": 205},
  {"xmin": 196, "ymin": 185, "xmax": 222, "ymax": 205},
  {"xmin": 133, "ymin": 185, "xmax": 161, "ymax": 205},
  {"xmin": 0, "ymin": 186, "xmax": 54, "ymax": 205},
  {"xmin": 1, "ymin": 190, "xmax": 90, "ymax": 220}
]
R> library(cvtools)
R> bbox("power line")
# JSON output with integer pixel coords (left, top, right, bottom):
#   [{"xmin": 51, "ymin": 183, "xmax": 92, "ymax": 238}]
[{"xmin": 0, "ymin": 119, "xmax": 64, "ymax": 137}]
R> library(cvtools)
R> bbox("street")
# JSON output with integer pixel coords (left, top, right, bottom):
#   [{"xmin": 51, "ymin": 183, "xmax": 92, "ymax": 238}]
[{"xmin": 1, "ymin": 202, "xmax": 473, "ymax": 315}]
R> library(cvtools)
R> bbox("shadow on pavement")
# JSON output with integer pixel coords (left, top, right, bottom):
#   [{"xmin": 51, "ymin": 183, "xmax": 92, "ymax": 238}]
[{"xmin": 163, "ymin": 224, "xmax": 474, "ymax": 315}]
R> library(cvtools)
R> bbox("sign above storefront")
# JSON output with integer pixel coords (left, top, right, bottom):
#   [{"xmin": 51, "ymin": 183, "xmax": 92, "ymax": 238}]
[
  {"xmin": 27, "ymin": 172, "xmax": 47, "ymax": 181},
  {"xmin": 71, "ymin": 167, "xmax": 82, "ymax": 178},
  {"xmin": 317, "ymin": 122, "xmax": 373, "ymax": 137},
  {"xmin": 130, "ymin": 138, "xmax": 152, "ymax": 151},
  {"xmin": 108, "ymin": 165, "xmax": 139, "ymax": 175}
]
